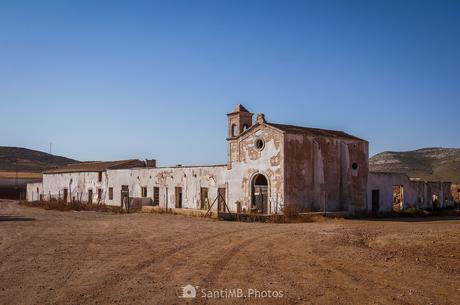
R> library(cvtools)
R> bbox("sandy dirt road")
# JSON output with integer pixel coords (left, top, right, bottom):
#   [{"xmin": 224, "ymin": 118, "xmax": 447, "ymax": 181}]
[{"xmin": 0, "ymin": 199, "xmax": 459, "ymax": 305}]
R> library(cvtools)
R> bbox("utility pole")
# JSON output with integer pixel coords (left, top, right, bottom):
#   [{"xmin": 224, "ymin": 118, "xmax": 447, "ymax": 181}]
[
  {"xmin": 15, "ymin": 159, "xmax": 18, "ymax": 200},
  {"xmin": 15, "ymin": 159, "xmax": 18, "ymax": 187}
]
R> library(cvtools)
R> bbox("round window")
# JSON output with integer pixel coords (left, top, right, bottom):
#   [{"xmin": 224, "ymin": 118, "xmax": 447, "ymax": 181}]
[
  {"xmin": 255, "ymin": 139, "xmax": 264, "ymax": 150},
  {"xmin": 352, "ymin": 162, "xmax": 358, "ymax": 170}
]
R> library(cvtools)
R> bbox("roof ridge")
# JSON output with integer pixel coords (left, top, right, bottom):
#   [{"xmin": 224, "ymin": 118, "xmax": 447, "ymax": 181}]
[{"xmin": 266, "ymin": 122, "xmax": 365, "ymax": 141}]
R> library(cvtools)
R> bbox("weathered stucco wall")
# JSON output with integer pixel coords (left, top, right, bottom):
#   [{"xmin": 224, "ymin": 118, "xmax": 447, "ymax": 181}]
[
  {"xmin": 227, "ymin": 124, "xmax": 284, "ymax": 213},
  {"xmin": 31, "ymin": 124, "xmax": 284, "ymax": 213},
  {"xmin": 426, "ymin": 181, "xmax": 453, "ymax": 208},
  {"xmin": 26, "ymin": 182, "xmax": 43, "ymax": 201},
  {"xmin": 367, "ymin": 172, "xmax": 424, "ymax": 212},
  {"xmin": 105, "ymin": 166, "xmax": 227, "ymax": 210},
  {"xmin": 367, "ymin": 172, "xmax": 453, "ymax": 212},
  {"xmin": 41, "ymin": 172, "xmax": 107, "ymax": 203},
  {"xmin": 284, "ymin": 133, "xmax": 368, "ymax": 213}
]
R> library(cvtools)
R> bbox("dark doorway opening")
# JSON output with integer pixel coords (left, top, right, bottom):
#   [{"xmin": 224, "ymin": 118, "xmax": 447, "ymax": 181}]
[
  {"xmin": 200, "ymin": 187, "xmax": 208, "ymax": 210},
  {"xmin": 372, "ymin": 189, "xmax": 380, "ymax": 214},
  {"xmin": 218, "ymin": 187, "xmax": 226, "ymax": 212},
  {"xmin": 88, "ymin": 189, "xmax": 93, "ymax": 204},
  {"xmin": 432, "ymin": 194, "xmax": 439, "ymax": 208},
  {"xmin": 121, "ymin": 185, "xmax": 129, "ymax": 209},
  {"xmin": 63, "ymin": 188, "xmax": 68, "ymax": 203},
  {"xmin": 252, "ymin": 174, "xmax": 269, "ymax": 214},
  {"xmin": 175, "ymin": 187, "xmax": 182, "ymax": 208}
]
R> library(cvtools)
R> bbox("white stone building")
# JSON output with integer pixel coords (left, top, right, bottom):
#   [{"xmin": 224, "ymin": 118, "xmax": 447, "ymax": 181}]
[{"xmin": 27, "ymin": 104, "xmax": 370, "ymax": 215}]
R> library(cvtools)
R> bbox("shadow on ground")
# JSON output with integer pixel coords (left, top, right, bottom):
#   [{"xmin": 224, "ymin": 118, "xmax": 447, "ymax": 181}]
[{"xmin": 0, "ymin": 215, "xmax": 35, "ymax": 221}]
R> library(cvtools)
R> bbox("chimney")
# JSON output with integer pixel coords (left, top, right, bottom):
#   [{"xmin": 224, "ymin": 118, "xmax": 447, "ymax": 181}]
[
  {"xmin": 145, "ymin": 159, "xmax": 156, "ymax": 168},
  {"xmin": 256, "ymin": 113, "xmax": 266, "ymax": 124}
]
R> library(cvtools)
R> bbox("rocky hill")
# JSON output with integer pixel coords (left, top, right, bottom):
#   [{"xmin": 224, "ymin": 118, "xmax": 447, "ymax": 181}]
[
  {"xmin": 369, "ymin": 147, "xmax": 460, "ymax": 183},
  {"xmin": 0, "ymin": 146, "xmax": 79, "ymax": 173}
]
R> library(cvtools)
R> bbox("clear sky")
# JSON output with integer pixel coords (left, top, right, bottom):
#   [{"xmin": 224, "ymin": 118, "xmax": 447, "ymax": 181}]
[{"xmin": 0, "ymin": 0, "xmax": 459, "ymax": 165}]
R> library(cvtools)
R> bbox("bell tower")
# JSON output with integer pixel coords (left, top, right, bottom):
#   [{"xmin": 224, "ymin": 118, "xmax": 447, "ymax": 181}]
[
  {"xmin": 227, "ymin": 104, "xmax": 253, "ymax": 139},
  {"xmin": 227, "ymin": 104, "xmax": 253, "ymax": 169}
]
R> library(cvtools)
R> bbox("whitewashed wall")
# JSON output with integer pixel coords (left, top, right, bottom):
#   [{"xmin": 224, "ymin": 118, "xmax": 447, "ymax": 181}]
[
  {"xmin": 105, "ymin": 166, "xmax": 227, "ymax": 210},
  {"xmin": 42, "ymin": 172, "xmax": 107, "ymax": 203},
  {"xmin": 26, "ymin": 182, "xmax": 43, "ymax": 201}
]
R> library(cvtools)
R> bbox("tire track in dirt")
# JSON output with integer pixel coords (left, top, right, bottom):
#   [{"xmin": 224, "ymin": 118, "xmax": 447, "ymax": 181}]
[
  {"xmin": 115, "ymin": 225, "xmax": 288, "ymax": 303},
  {"xmin": 201, "ymin": 228, "xmax": 293, "ymax": 287},
  {"xmin": 67, "ymin": 226, "xmax": 246, "ymax": 304}
]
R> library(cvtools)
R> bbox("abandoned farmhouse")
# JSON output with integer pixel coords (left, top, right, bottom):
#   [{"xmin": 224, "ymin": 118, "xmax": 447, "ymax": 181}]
[{"xmin": 26, "ymin": 105, "xmax": 455, "ymax": 215}]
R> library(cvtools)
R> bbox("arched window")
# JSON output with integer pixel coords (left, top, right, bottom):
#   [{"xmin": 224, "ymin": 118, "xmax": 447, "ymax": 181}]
[
  {"xmin": 231, "ymin": 124, "xmax": 237, "ymax": 137},
  {"xmin": 242, "ymin": 124, "xmax": 249, "ymax": 132}
]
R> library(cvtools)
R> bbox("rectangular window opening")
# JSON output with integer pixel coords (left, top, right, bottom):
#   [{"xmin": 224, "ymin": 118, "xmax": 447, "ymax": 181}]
[
  {"xmin": 141, "ymin": 187, "xmax": 147, "ymax": 198},
  {"xmin": 108, "ymin": 187, "xmax": 113, "ymax": 200},
  {"xmin": 153, "ymin": 187, "xmax": 159, "ymax": 205}
]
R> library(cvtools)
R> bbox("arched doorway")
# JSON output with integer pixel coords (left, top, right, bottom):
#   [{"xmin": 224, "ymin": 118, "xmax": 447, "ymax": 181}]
[{"xmin": 251, "ymin": 174, "xmax": 269, "ymax": 214}]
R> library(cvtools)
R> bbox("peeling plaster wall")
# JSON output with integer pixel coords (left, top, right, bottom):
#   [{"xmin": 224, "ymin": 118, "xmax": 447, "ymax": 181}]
[
  {"xmin": 367, "ymin": 173, "xmax": 426, "ymax": 211},
  {"xmin": 26, "ymin": 182, "xmax": 43, "ymax": 201},
  {"xmin": 367, "ymin": 173, "xmax": 453, "ymax": 211},
  {"xmin": 105, "ymin": 166, "xmax": 227, "ymax": 210},
  {"xmin": 284, "ymin": 133, "xmax": 368, "ymax": 213},
  {"xmin": 41, "ymin": 172, "xmax": 107, "ymax": 203},
  {"xmin": 426, "ymin": 181, "xmax": 453, "ymax": 208},
  {"xmin": 226, "ymin": 125, "xmax": 284, "ymax": 213}
]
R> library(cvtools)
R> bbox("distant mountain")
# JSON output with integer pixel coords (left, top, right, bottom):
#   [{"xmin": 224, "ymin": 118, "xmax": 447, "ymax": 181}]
[
  {"xmin": 0, "ymin": 146, "xmax": 79, "ymax": 173},
  {"xmin": 369, "ymin": 147, "xmax": 460, "ymax": 183}
]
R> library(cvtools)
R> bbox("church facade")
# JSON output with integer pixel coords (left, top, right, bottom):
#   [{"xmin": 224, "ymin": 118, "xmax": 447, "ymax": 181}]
[{"xmin": 27, "ymin": 105, "xmax": 369, "ymax": 215}]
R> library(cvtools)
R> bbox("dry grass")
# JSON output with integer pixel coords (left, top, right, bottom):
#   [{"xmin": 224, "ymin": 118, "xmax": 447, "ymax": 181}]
[{"xmin": 19, "ymin": 200, "xmax": 124, "ymax": 213}]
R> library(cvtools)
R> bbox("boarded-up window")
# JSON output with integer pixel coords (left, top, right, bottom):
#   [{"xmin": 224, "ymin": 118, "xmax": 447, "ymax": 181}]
[
  {"xmin": 108, "ymin": 187, "xmax": 113, "ymax": 200},
  {"xmin": 153, "ymin": 187, "xmax": 159, "ymax": 205},
  {"xmin": 141, "ymin": 187, "xmax": 147, "ymax": 198}
]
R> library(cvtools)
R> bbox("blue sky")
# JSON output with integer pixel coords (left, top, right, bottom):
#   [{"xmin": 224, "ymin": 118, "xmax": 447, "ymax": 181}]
[{"xmin": 0, "ymin": 0, "xmax": 459, "ymax": 165}]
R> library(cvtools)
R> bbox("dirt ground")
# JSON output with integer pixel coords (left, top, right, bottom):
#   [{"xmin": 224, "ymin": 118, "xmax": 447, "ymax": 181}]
[{"xmin": 0, "ymin": 200, "xmax": 459, "ymax": 305}]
